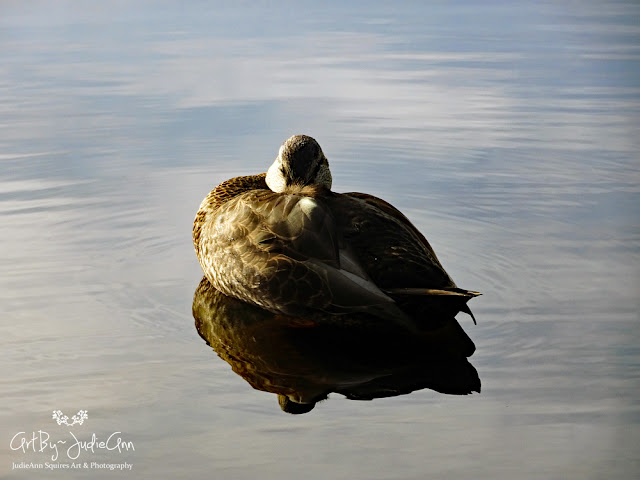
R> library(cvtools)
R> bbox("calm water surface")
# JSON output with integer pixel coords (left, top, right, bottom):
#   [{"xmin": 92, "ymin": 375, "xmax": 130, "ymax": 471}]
[{"xmin": 2, "ymin": 1, "xmax": 639, "ymax": 479}]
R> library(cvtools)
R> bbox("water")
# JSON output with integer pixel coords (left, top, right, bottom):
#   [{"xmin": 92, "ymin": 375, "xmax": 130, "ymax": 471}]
[{"xmin": 2, "ymin": 1, "xmax": 639, "ymax": 478}]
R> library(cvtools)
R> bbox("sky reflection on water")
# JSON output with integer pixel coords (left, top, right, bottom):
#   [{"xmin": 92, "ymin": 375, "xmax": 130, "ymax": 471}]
[{"xmin": 1, "ymin": 1, "xmax": 639, "ymax": 479}]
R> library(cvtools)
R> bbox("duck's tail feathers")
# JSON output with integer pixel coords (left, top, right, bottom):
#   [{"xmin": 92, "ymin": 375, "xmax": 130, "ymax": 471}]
[
  {"xmin": 384, "ymin": 287, "xmax": 481, "ymax": 325},
  {"xmin": 384, "ymin": 287, "xmax": 481, "ymax": 298},
  {"xmin": 459, "ymin": 303, "xmax": 477, "ymax": 325}
]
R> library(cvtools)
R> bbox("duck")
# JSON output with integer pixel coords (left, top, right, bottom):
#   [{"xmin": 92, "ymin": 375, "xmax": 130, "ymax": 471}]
[{"xmin": 193, "ymin": 134, "xmax": 479, "ymax": 333}]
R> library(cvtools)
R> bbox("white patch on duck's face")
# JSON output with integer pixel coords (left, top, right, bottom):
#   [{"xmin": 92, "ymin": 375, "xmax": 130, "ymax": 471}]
[{"xmin": 266, "ymin": 152, "xmax": 287, "ymax": 193}]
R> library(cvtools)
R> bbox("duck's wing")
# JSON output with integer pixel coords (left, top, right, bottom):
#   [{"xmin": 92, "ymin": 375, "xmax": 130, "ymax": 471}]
[
  {"xmin": 198, "ymin": 189, "xmax": 413, "ymax": 327},
  {"xmin": 331, "ymin": 192, "xmax": 455, "ymax": 289},
  {"xmin": 337, "ymin": 192, "xmax": 480, "ymax": 323},
  {"xmin": 249, "ymin": 192, "xmax": 340, "ymax": 267},
  {"xmin": 343, "ymin": 192, "xmax": 441, "ymax": 257}
]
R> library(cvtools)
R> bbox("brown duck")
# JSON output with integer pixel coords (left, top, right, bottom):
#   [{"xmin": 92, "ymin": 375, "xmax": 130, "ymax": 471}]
[{"xmin": 193, "ymin": 135, "xmax": 480, "ymax": 332}]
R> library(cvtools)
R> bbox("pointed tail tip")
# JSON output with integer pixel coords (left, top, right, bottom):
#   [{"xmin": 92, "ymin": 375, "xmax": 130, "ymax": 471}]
[{"xmin": 460, "ymin": 304, "xmax": 477, "ymax": 325}]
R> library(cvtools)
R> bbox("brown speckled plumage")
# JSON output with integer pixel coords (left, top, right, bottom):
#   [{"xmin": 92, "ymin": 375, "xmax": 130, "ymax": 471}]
[{"xmin": 193, "ymin": 135, "xmax": 479, "ymax": 331}]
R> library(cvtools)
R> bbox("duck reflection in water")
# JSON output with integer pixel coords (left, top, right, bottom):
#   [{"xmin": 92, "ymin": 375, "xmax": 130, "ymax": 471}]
[{"xmin": 193, "ymin": 277, "xmax": 480, "ymax": 414}]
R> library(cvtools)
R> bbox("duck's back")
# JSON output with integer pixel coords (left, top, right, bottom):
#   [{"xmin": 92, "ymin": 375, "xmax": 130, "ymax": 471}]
[{"xmin": 326, "ymin": 192, "xmax": 456, "ymax": 290}]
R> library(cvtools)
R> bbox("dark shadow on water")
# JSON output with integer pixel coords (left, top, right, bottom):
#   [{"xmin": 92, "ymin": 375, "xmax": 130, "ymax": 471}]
[{"xmin": 193, "ymin": 277, "xmax": 480, "ymax": 414}]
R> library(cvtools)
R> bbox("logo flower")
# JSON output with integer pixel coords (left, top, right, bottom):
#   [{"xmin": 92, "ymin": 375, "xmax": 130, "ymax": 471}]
[{"xmin": 52, "ymin": 410, "xmax": 88, "ymax": 426}]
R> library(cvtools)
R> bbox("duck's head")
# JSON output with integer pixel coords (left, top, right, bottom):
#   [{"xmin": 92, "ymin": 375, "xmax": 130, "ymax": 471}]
[{"xmin": 266, "ymin": 135, "xmax": 332, "ymax": 193}]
